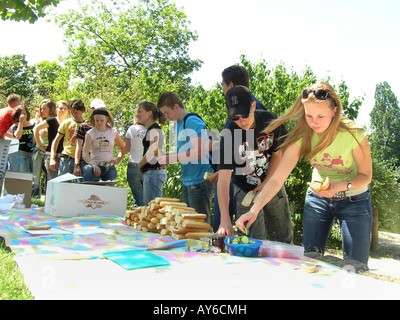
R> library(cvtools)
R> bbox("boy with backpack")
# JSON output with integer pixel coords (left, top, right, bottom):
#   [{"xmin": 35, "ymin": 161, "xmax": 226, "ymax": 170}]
[{"xmin": 156, "ymin": 92, "xmax": 214, "ymax": 223}]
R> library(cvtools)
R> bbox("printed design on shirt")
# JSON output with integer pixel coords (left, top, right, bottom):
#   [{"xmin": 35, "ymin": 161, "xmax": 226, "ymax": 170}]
[
  {"xmin": 21, "ymin": 128, "xmax": 35, "ymax": 149},
  {"xmin": 96, "ymin": 136, "xmax": 111, "ymax": 152},
  {"xmin": 312, "ymin": 153, "xmax": 354, "ymax": 175},
  {"xmin": 237, "ymin": 133, "xmax": 274, "ymax": 186},
  {"xmin": 68, "ymin": 127, "xmax": 78, "ymax": 145},
  {"xmin": 132, "ymin": 129, "xmax": 146, "ymax": 140}
]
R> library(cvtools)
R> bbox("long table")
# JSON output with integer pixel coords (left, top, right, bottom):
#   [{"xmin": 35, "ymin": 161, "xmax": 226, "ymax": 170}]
[{"xmin": 1, "ymin": 208, "xmax": 400, "ymax": 300}]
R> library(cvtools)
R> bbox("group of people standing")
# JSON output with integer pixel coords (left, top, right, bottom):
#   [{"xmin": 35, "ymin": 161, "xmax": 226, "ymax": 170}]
[
  {"xmin": 0, "ymin": 64, "xmax": 373, "ymax": 266},
  {"xmin": 1, "ymin": 96, "xmax": 124, "ymax": 198}
]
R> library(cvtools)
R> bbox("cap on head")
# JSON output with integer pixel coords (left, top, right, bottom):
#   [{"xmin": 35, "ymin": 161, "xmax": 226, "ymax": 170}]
[
  {"xmin": 90, "ymin": 98, "xmax": 106, "ymax": 109},
  {"xmin": 225, "ymin": 85, "xmax": 253, "ymax": 118}
]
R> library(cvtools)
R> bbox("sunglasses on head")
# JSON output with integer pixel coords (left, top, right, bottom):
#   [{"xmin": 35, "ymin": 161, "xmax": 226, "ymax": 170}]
[
  {"xmin": 302, "ymin": 89, "xmax": 331, "ymax": 100},
  {"xmin": 230, "ymin": 112, "xmax": 251, "ymax": 121}
]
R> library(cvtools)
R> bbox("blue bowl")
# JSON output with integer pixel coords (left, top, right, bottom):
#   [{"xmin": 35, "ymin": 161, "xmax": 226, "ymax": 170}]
[{"xmin": 224, "ymin": 237, "xmax": 262, "ymax": 257}]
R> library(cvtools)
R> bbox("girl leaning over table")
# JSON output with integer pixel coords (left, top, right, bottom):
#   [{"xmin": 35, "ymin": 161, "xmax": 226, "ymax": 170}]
[
  {"xmin": 81, "ymin": 107, "xmax": 125, "ymax": 182},
  {"xmin": 236, "ymin": 83, "xmax": 373, "ymax": 265},
  {"xmin": 136, "ymin": 102, "xmax": 167, "ymax": 205}
]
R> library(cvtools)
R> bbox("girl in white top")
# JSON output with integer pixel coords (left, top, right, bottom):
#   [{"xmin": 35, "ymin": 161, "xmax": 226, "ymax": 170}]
[
  {"xmin": 82, "ymin": 107, "xmax": 125, "ymax": 182},
  {"xmin": 125, "ymin": 117, "xmax": 147, "ymax": 207}
]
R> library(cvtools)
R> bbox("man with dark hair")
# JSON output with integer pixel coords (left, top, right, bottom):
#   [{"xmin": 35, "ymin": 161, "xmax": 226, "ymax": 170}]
[
  {"xmin": 222, "ymin": 65, "xmax": 250, "ymax": 88},
  {"xmin": 221, "ymin": 65, "xmax": 265, "ymax": 111}
]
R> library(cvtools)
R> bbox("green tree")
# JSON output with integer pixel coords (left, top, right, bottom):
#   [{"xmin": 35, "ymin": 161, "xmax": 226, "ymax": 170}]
[
  {"xmin": 370, "ymin": 81, "xmax": 400, "ymax": 167},
  {"xmin": 369, "ymin": 158, "xmax": 400, "ymax": 249},
  {"xmin": 0, "ymin": 54, "xmax": 35, "ymax": 99},
  {"xmin": 54, "ymin": 0, "xmax": 201, "ymax": 91},
  {"xmin": 32, "ymin": 60, "xmax": 71, "ymax": 101},
  {"xmin": 0, "ymin": 0, "xmax": 61, "ymax": 23},
  {"xmin": 54, "ymin": 0, "xmax": 202, "ymax": 131}
]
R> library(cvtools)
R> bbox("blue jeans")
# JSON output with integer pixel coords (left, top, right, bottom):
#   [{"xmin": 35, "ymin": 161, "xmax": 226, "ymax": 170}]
[
  {"xmin": 8, "ymin": 151, "xmax": 32, "ymax": 172},
  {"xmin": 182, "ymin": 180, "xmax": 214, "ymax": 223},
  {"xmin": 44, "ymin": 154, "xmax": 59, "ymax": 181},
  {"xmin": 127, "ymin": 163, "xmax": 144, "ymax": 207},
  {"xmin": 31, "ymin": 147, "xmax": 46, "ymax": 198},
  {"xmin": 58, "ymin": 156, "xmax": 75, "ymax": 175},
  {"xmin": 212, "ymin": 181, "xmax": 237, "ymax": 232},
  {"xmin": 82, "ymin": 164, "xmax": 117, "ymax": 182},
  {"xmin": 303, "ymin": 189, "xmax": 372, "ymax": 265},
  {"xmin": 142, "ymin": 169, "xmax": 167, "ymax": 205}
]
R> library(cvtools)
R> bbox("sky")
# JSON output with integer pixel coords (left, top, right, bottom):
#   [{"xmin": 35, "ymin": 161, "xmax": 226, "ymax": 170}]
[{"xmin": 1, "ymin": 0, "xmax": 399, "ymax": 127}]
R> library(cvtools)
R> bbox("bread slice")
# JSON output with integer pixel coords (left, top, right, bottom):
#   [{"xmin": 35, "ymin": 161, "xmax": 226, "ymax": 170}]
[
  {"xmin": 241, "ymin": 190, "xmax": 255, "ymax": 207},
  {"xmin": 309, "ymin": 177, "xmax": 330, "ymax": 192}
]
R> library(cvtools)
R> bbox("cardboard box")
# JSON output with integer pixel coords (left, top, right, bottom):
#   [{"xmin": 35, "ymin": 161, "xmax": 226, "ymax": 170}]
[
  {"xmin": 45, "ymin": 173, "xmax": 128, "ymax": 217},
  {"xmin": 4, "ymin": 171, "xmax": 33, "ymax": 208}
]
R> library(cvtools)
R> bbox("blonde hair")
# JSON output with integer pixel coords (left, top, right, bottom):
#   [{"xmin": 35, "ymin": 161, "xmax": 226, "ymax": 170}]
[
  {"xmin": 39, "ymin": 99, "xmax": 57, "ymax": 118},
  {"xmin": 140, "ymin": 101, "xmax": 166, "ymax": 125},
  {"xmin": 89, "ymin": 107, "xmax": 114, "ymax": 128},
  {"xmin": 56, "ymin": 100, "xmax": 68, "ymax": 108},
  {"xmin": 263, "ymin": 83, "xmax": 361, "ymax": 161}
]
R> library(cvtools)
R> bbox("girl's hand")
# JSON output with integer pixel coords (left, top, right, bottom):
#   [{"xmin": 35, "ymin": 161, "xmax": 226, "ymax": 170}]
[
  {"xmin": 49, "ymin": 158, "xmax": 58, "ymax": 172},
  {"xmin": 317, "ymin": 181, "xmax": 344, "ymax": 198},
  {"xmin": 73, "ymin": 165, "xmax": 81, "ymax": 177},
  {"xmin": 92, "ymin": 164, "xmax": 101, "ymax": 177}
]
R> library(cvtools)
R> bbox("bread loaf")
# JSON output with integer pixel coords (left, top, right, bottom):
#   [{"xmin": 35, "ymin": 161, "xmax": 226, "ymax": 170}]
[
  {"xmin": 203, "ymin": 172, "xmax": 214, "ymax": 181},
  {"xmin": 185, "ymin": 232, "xmax": 213, "ymax": 240},
  {"xmin": 182, "ymin": 220, "xmax": 211, "ymax": 230}
]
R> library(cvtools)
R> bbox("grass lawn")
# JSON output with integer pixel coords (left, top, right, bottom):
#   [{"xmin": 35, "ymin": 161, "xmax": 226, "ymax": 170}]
[
  {"xmin": 0, "ymin": 239, "xmax": 33, "ymax": 300},
  {"xmin": 0, "ymin": 198, "xmax": 44, "ymax": 300}
]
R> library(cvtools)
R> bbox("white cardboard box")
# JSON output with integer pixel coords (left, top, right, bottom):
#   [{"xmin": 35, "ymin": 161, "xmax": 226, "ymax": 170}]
[{"xmin": 44, "ymin": 173, "xmax": 128, "ymax": 217}]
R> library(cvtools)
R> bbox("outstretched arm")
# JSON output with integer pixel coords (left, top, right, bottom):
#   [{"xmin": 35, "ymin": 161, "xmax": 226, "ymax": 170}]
[{"xmin": 236, "ymin": 142, "xmax": 300, "ymax": 233}]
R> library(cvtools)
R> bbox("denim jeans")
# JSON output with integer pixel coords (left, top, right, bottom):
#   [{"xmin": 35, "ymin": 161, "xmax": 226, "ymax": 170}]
[
  {"xmin": 127, "ymin": 163, "xmax": 144, "ymax": 207},
  {"xmin": 31, "ymin": 147, "xmax": 46, "ymax": 198},
  {"xmin": 212, "ymin": 181, "xmax": 237, "ymax": 232},
  {"xmin": 44, "ymin": 154, "xmax": 59, "ymax": 181},
  {"xmin": 82, "ymin": 164, "xmax": 117, "ymax": 182},
  {"xmin": 182, "ymin": 180, "xmax": 214, "ymax": 223},
  {"xmin": 142, "ymin": 169, "xmax": 167, "ymax": 205},
  {"xmin": 234, "ymin": 184, "xmax": 293, "ymax": 242},
  {"xmin": 58, "ymin": 157, "xmax": 75, "ymax": 176},
  {"xmin": 303, "ymin": 188, "xmax": 372, "ymax": 265},
  {"xmin": 8, "ymin": 151, "xmax": 32, "ymax": 173}
]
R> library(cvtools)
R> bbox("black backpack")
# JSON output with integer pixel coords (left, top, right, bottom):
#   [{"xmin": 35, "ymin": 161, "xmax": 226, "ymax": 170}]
[{"xmin": 182, "ymin": 112, "xmax": 218, "ymax": 171}]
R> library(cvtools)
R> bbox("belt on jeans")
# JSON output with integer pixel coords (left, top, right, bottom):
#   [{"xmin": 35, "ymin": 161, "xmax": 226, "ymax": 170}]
[
  {"xmin": 45, "ymin": 152, "xmax": 63, "ymax": 157},
  {"xmin": 141, "ymin": 166, "xmax": 163, "ymax": 173},
  {"xmin": 59, "ymin": 154, "xmax": 74, "ymax": 160},
  {"xmin": 331, "ymin": 185, "xmax": 369, "ymax": 201},
  {"xmin": 97, "ymin": 161, "xmax": 113, "ymax": 168}
]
